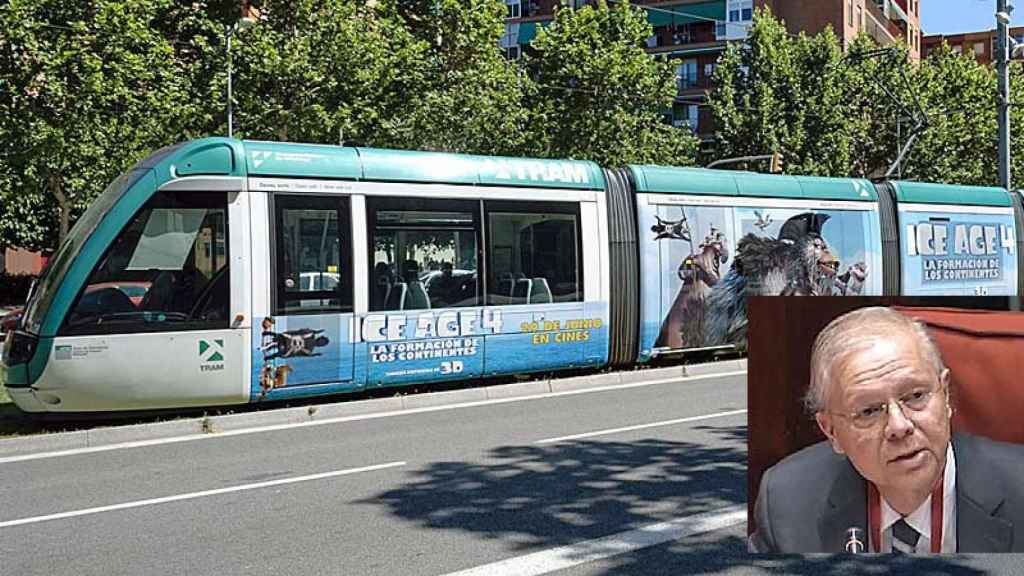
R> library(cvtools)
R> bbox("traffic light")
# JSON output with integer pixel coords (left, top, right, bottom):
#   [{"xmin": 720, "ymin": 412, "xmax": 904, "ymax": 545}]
[{"xmin": 770, "ymin": 151, "xmax": 784, "ymax": 174}]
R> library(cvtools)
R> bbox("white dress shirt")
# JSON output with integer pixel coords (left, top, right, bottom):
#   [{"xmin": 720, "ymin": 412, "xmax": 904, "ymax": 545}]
[{"xmin": 878, "ymin": 442, "xmax": 957, "ymax": 553}]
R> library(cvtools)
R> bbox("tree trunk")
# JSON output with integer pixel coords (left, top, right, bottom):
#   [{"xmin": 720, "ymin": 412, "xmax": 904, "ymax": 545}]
[{"xmin": 49, "ymin": 172, "xmax": 70, "ymax": 245}]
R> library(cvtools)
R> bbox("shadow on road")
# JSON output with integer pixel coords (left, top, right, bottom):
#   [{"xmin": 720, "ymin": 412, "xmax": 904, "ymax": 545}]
[{"xmin": 366, "ymin": 422, "xmax": 993, "ymax": 576}]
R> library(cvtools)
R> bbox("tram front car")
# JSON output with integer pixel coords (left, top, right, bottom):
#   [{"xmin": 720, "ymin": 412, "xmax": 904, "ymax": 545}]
[{"xmin": 2, "ymin": 139, "xmax": 246, "ymax": 413}]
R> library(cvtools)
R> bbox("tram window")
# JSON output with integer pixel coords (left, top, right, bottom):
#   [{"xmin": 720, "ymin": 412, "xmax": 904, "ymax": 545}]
[
  {"xmin": 62, "ymin": 191, "xmax": 229, "ymax": 335},
  {"xmin": 273, "ymin": 195, "xmax": 352, "ymax": 315},
  {"xmin": 367, "ymin": 198, "xmax": 480, "ymax": 311},
  {"xmin": 486, "ymin": 203, "xmax": 582, "ymax": 305}
]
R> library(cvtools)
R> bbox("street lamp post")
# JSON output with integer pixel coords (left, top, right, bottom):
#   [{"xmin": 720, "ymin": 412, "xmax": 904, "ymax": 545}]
[
  {"xmin": 225, "ymin": 13, "xmax": 257, "ymax": 139},
  {"xmin": 227, "ymin": 23, "xmax": 234, "ymax": 139},
  {"xmin": 998, "ymin": 1, "xmax": 1012, "ymax": 190}
]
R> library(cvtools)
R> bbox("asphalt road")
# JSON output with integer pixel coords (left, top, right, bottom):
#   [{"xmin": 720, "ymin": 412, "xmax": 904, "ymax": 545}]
[{"xmin": 2, "ymin": 370, "xmax": 1021, "ymax": 575}]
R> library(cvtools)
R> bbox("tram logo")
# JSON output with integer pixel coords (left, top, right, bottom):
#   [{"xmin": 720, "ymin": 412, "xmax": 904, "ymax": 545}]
[
  {"xmin": 199, "ymin": 339, "xmax": 225, "ymax": 371},
  {"xmin": 252, "ymin": 151, "xmax": 273, "ymax": 168}
]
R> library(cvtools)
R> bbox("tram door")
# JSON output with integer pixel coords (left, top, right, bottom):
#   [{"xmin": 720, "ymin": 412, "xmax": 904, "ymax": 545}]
[
  {"xmin": 362, "ymin": 197, "xmax": 485, "ymax": 386},
  {"xmin": 258, "ymin": 195, "xmax": 355, "ymax": 398}
]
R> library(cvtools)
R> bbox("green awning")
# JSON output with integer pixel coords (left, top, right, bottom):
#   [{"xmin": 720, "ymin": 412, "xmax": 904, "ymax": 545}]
[
  {"xmin": 657, "ymin": 44, "xmax": 727, "ymax": 58},
  {"xmin": 517, "ymin": 21, "xmax": 538, "ymax": 45},
  {"xmin": 645, "ymin": 1, "xmax": 726, "ymax": 27}
]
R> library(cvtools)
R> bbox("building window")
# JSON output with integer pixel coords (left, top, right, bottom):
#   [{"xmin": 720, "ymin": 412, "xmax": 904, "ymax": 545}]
[
  {"xmin": 951, "ymin": 44, "xmax": 962, "ymax": 54},
  {"xmin": 672, "ymin": 103, "xmax": 699, "ymax": 132},
  {"xmin": 506, "ymin": 0, "xmax": 520, "ymax": 19},
  {"xmin": 742, "ymin": 7, "xmax": 753, "ymax": 21},
  {"xmin": 975, "ymin": 41, "xmax": 985, "ymax": 58},
  {"xmin": 704, "ymin": 62, "xmax": 716, "ymax": 80},
  {"xmin": 715, "ymin": 21, "xmax": 727, "ymax": 38},
  {"xmin": 676, "ymin": 60, "xmax": 698, "ymax": 91},
  {"xmin": 505, "ymin": 45, "xmax": 521, "ymax": 60},
  {"xmin": 848, "ymin": 0, "xmax": 854, "ymax": 26},
  {"xmin": 729, "ymin": 9, "xmax": 740, "ymax": 22}
]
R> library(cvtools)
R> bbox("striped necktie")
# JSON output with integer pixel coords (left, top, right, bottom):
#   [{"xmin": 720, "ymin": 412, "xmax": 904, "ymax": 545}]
[{"xmin": 891, "ymin": 518, "xmax": 920, "ymax": 554}]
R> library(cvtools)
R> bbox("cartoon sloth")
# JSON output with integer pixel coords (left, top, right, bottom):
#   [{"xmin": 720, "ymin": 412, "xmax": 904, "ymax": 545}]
[{"xmin": 703, "ymin": 212, "xmax": 844, "ymax": 348}]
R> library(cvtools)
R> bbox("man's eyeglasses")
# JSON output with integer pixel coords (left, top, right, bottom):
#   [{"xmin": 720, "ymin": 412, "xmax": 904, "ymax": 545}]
[{"xmin": 829, "ymin": 387, "xmax": 942, "ymax": 430}]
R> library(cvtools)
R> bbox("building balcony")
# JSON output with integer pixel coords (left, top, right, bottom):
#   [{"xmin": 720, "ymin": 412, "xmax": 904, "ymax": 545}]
[
  {"xmin": 648, "ymin": 39, "xmax": 727, "ymax": 58},
  {"xmin": 875, "ymin": 0, "xmax": 910, "ymax": 24}
]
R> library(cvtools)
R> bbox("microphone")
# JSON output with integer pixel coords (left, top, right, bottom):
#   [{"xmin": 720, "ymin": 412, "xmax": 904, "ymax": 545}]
[{"xmin": 845, "ymin": 527, "xmax": 865, "ymax": 553}]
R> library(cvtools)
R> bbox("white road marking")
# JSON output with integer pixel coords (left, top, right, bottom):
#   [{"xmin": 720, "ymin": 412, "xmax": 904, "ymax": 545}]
[
  {"xmin": 535, "ymin": 409, "xmax": 748, "ymax": 444},
  {"xmin": 0, "ymin": 370, "xmax": 746, "ymax": 465},
  {"xmin": 441, "ymin": 505, "xmax": 747, "ymax": 576},
  {"xmin": 0, "ymin": 461, "xmax": 406, "ymax": 529}
]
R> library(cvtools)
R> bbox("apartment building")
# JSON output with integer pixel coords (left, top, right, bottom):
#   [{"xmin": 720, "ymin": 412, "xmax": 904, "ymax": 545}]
[
  {"xmin": 922, "ymin": 26, "xmax": 1024, "ymax": 66},
  {"xmin": 502, "ymin": 0, "xmax": 922, "ymax": 139}
]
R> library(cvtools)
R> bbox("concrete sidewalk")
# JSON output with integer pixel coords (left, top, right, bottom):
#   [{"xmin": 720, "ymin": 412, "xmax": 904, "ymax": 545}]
[{"xmin": 0, "ymin": 359, "xmax": 746, "ymax": 459}]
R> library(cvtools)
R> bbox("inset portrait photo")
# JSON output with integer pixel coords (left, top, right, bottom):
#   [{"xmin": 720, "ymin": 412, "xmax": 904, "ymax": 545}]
[{"xmin": 747, "ymin": 296, "xmax": 1024, "ymax": 553}]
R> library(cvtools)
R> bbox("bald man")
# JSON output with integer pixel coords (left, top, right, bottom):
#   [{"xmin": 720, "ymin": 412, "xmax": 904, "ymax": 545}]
[{"xmin": 750, "ymin": 307, "xmax": 1024, "ymax": 553}]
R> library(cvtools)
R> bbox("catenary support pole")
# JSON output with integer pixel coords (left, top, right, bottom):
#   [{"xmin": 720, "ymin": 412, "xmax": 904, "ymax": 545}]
[{"xmin": 998, "ymin": 0, "xmax": 1011, "ymax": 190}]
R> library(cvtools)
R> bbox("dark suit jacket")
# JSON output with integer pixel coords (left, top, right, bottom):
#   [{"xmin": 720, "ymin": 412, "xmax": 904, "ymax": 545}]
[{"xmin": 749, "ymin": 432, "xmax": 1024, "ymax": 552}]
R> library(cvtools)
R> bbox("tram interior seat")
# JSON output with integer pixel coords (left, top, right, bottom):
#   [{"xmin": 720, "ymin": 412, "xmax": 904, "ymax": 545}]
[
  {"xmin": 372, "ymin": 262, "xmax": 393, "ymax": 310},
  {"xmin": 140, "ymin": 270, "xmax": 176, "ymax": 313},
  {"xmin": 403, "ymin": 259, "xmax": 430, "ymax": 310},
  {"xmin": 384, "ymin": 260, "xmax": 431, "ymax": 310},
  {"xmin": 495, "ymin": 274, "xmax": 514, "ymax": 301},
  {"xmin": 385, "ymin": 282, "xmax": 407, "ymax": 310},
  {"xmin": 189, "ymin": 265, "xmax": 230, "ymax": 321},
  {"xmin": 530, "ymin": 277, "xmax": 553, "ymax": 304},
  {"xmin": 513, "ymin": 278, "xmax": 532, "ymax": 302}
]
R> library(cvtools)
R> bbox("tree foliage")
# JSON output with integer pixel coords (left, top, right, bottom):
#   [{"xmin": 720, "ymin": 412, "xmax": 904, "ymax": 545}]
[
  {"xmin": 0, "ymin": 0, "xmax": 195, "ymax": 252},
  {"xmin": 527, "ymin": 0, "xmax": 698, "ymax": 167},
  {"xmin": 392, "ymin": 0, "xmax": 533, "ymax": 156},
  {"xmin": 709, "ymin": 7, "xmax": 1000, "ymax": 185},
  {"xmin": 711, "ymin": 10, "xmax": 853, "ymax": 176},
  {"xmin": 227, "ymin": 0, "xmax": 427, "ymax": 145}
]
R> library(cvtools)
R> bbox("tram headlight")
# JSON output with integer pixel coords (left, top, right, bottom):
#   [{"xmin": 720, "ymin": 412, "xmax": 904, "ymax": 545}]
[{"xmin": 2, "ymin": 330, "xmax": 36, "ymax": 367}]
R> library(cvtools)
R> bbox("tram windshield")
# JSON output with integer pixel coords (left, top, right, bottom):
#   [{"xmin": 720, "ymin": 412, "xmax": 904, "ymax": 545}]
[{"xmin": 21, "ymin": 168, "xmax": 149, "ymax": 335}]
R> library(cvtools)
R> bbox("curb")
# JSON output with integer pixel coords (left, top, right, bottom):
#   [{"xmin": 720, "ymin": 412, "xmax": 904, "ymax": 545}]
[{"xmin": 0, "ymin": 360, "xmax": 746, "ymax": 459}]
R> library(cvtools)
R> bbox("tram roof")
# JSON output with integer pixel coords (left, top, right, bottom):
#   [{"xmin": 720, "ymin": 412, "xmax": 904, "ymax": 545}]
[
  {"xmin": 151, "ymin": 138, "xmax": 607, "ymax": 191},
  {"xmin": 628, "ymin": 165, "xmax": 879, "ymax": 202},
  {"xmin": 888, "ymin": 181, "xmax": 1012, "ymax": 207}
]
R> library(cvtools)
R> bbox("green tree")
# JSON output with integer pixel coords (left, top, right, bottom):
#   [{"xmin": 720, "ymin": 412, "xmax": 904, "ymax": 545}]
[
  {"xmin": 0, "ymin": 0, "xmax": 196, "ymax": 252},
  {"xmin": 901, "ymin": 43, "xmax": 997, "ymax": 185},
  {"xmin": 393, "ymin": 0, "xmax": 533, "ymax": 156},
  {"xmin": 226, "ymin": 0, "xmax": 428, "ymax": 146},
  {"xmin": 710, "ymin": 8, "xmax": 999, "ymax": 185},
  {"xmin": 526, "ymin": 0, "xmax": 697, "ymax": 167},
  {"xmin": 710, "ymin": 8, "xmax": 855, "ymax": 176}
]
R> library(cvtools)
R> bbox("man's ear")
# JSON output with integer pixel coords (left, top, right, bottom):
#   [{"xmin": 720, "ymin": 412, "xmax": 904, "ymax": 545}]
[
  {"xmin": 816, "ymin": 411, "xmax": 844, "ymax": 455},
  {"xmin": 940, "ymin": 368, "xmax": 952, "ymax": 418}
]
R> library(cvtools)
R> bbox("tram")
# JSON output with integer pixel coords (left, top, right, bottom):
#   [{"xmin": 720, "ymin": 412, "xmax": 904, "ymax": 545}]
[{"xmin": 2, "ymin": 137, "xmax": 1020, "ymax": 412}]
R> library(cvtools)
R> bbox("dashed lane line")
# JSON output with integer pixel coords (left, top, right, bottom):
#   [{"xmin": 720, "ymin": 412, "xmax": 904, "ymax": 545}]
[
  {"xmin": 0, "ymin": 461, "xmax": 406, "ymax": 529},
  {"xmin": 535, "ymin": 409, "xmax": 748, "ymax": 444},
  {"xmin": 441, "ymin": 505, "xmax": 747, "ymax": 576}
]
